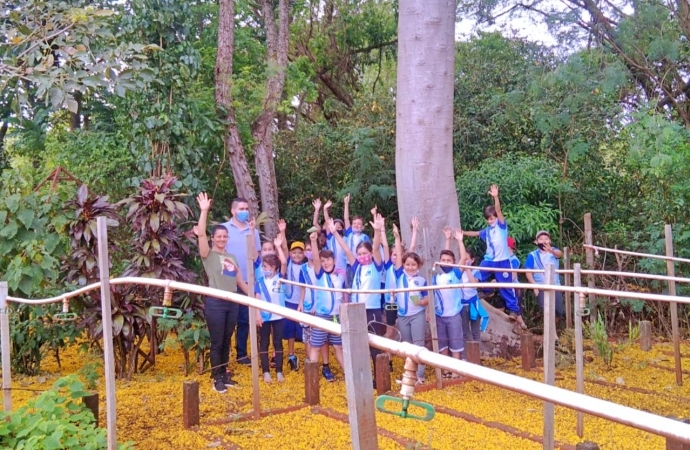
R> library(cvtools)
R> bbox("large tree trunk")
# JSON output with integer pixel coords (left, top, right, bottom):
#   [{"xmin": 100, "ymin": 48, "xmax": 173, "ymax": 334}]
[
  {"xmin": 395, "ymin": 0, "xmax": 460, "ymax": 265},
  {"xmin": 214, "ymin": 0, "xmax": 260, "ymax": 214},
  {"xmin": 395, "ymin": 0, "xmax": 520, "ymax": 357},
  {"xmin": 250, "ymin": 0, "xmax": 290, "ymax": 239}
]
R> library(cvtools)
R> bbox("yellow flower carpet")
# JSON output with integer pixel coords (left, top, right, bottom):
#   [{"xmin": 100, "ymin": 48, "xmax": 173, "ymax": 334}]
[{"xmin": 2, "ymin": 339, "xmax": 689, "ymax": 449}]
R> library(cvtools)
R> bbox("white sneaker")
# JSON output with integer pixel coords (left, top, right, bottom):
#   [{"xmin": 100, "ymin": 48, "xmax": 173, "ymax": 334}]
[{"xmin": 263, "ymin": 372, "xmax": 272, "ymax": 383}]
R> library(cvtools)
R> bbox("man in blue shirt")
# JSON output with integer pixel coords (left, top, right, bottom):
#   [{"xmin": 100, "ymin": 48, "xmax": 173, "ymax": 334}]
[
  {"xmin": 525, "ymin": 230, "xmax": 565, "ymax": 320},
  {"xmin": 221, "ymin": 197, "xmax": 261, "ymax": 365}
]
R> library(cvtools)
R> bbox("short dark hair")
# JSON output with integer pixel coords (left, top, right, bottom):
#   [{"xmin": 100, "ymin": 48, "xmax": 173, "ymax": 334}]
[
  {"xmin": 231, "ymin": 197, "xmax": 249, "ymax": 209},
  {"xmin": 352, "ymin": 215, "xmax": 364, "ymax": 223},
  {"xmin": 262, "ymin": 254, "xmax": 281, "ymax": 270},
  {"xmin": 440, "ymin": 250, "xmax": 455, "ymax": 261},
  {"xmin": 319, "ymin": 249, "xmax": 334, "ymax": 259},
  {"xmin": 211, "ymin": 225, "xmax": 228, "ymax": 236},
  {"xmin": 402, "ymin": 252, "xmax": 423, "ymax": 267},
  {"xmin": 483, "ymin": 205, "xmax": 497, "ymax": 219}
]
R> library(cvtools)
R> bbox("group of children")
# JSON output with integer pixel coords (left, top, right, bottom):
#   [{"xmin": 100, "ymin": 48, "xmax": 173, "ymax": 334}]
[{"xmin": 209, "ymin": 185, "xmax": 563, "ymax": 388}]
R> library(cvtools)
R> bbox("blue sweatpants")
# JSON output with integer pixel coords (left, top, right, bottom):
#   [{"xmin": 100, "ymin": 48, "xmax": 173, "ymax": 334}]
[{"xmin": 477, "ymin": 259, "xmax": 520, "ymax": 314}]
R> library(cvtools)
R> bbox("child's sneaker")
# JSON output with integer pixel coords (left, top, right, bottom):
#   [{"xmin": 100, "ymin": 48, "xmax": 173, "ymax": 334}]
[
  {"xmin": 213, "ymin": 379, "xmax": 227, "ymax": 393},
  {"xmin": 415, "ymin": 377, "xmax": 426, "ymax": 385},
  {"xmin": 263, "ymin": 372, "xmax": 273, "ymax": 383},
  {"xmin": 288, "ymin": 354, "xmax": 299, "ymax": 371},
  {"xmin": 223, "ymin": 372, "xmax": 238, "ymax": 387},
  {"xmin": 276, "ymin": 372, "xmax": 285, "ymax": 382},
  {"xmin": 322, "ymin": 366, "xmax": 335, "ymax": 382}
]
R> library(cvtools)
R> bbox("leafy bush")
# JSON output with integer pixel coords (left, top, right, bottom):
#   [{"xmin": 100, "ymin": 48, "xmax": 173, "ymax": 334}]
[{"xmin": 0, "ymin": 376, "xmax": 133, "ymax": 449}]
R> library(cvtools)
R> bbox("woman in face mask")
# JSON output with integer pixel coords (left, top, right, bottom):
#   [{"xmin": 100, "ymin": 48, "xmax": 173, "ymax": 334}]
[{"xmin": 327, "ymin": 214, "xmax": 386, "ymax": 387}]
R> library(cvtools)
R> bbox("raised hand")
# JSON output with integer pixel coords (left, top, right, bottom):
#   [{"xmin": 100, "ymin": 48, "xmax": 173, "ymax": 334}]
[
  {"xmin": 443, "ymin": 226, "xmax": 452, "ymax": 240},
  {"xmin": 411, "ymin": 216, "xmax": 419, "ymax": 230},
  {"xmin": 309, "ymin": 231, "xmax": 318, "ymax": 242},
  {"xmin": 274, "ymin": 233, "xmax": 283, "ymax": 248},
  {"xmin": 343, "ymin": 193, "xmax": 351, "ymax": 205},
  {"xmin": 313, "ymin": 198, "xmax": 322, "ymax": 210},
  {"xmin": 374, "ymin": 213, "xmax": 384, "ymax": 231},
  {"xmin": 371, "ymin": 205, "xmax": 378, "ymax": 217},
  {"xmin": 326, "ymin": 218, "xmax": 337, "ymax": 233},
  {"xmin": 392, "ymin": 223, "xmax": 400, "ymax": 239},
  {"xmin": 454, "ymin": 228, "xmax": 464, "ymax": 241},
  {"xmin": 278, "ymin": 219, "xmax": 287, "ymax": 233},
  {"xmin": 324, "ymin": 199, "xmax": 332, "ymax": 210},
  {"xmin": 196, "ymin": 192, "xmax": 212, "ymax": 211},
  {"xmin": 249, "ymin": 217, "xmax": 256, "ymax": 230},
  {"xmin": 488, "ymin": 184, "xmax": 499, "ymax": 198}
]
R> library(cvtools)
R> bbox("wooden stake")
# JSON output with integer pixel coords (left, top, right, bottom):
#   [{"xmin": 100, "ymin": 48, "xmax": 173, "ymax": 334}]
[
  {"xmin": 575, "ymin": 442, "xmax": 600, "ymax": 450},
  {"xmin": 640, "ymin": 321, "xmax": 652, "ymax": 352},
  {"xmin": 340, "ymin": 303, "xmax": 379, "ymax": 450},
  {"xmin": 246, "ymin": 235, "xmax": 261, "ymax": 418},
  {"xmin": 665, "ymin": 225, "xmax": 683, "ymax": 387},
  {"xmin": 564, "ymin": 247, "xmax": 572, "ymax": 329},
  {"xmin": 375, "ymin": 353, "xmax": 392, "ymax": 395},
  {"xmin": 182, "ymin": 381, "xmax": 199, "ymax": 428},
  {"xmin": 0, "ymin": 281, "xmax": 11, "ymax": 412},
  {"xmin": 466, "ymin": 341, "xmax": 481, "ymax": 365},
  {"xmin": 96, "ymin": 217, "xmax": 117, "ymax": 450},
  {"xmin": 574, "ymin": 264, "xmax": 585, "ymax": 437},
  {"xmin": 584, "ymin": 213, "xmax": 597, "ymax": 324},
  {"xmin": 304, "ymin": 361, "xmax": 320, "ymax": 406},
  {"xmin": 520, "ymin": 333, "xmax": 535, "ymax": 371},
  {"xmin": 543, "ymin": 263, "xmax": 556, "ymax": 450},
  {"xmin": 422, "ymin": 228, "xmax": 443, "ymax": 389}
]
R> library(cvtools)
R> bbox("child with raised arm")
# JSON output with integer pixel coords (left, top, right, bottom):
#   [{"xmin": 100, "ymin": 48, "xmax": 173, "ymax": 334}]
[
  {"xmin": 298, "ymin": 237, "xmax": 332, "ymax": 372},
  {"xmin": 327, "ymin": 214, "xmax": 385, "ymax": 386},
  {"xmin": 343, "ymin": 194, "xmax": 372, "ymax": 271},
  {"xmin": 463, "ymin": 184, "xmax": 525, "ymax": 328},
  {"xmin": 255, "ymin": 235, "xmax": 288, "ymax": 383},
  {"xmin": 432, "ymin": 227, "xmax": 465, "ymax": 371},
  {"xmin": 391, "ymin": 223, "xmax": 429, "ymax": 383},
  {"xmin": 321, "ymin": 199, "xmax": 347, "ymax": 279},
  {"xmin": 456, "ymin": 229, "xmax": 489, "ymax": 346},
  {"xmin": 307, "ymin": 231, "xmax": 346, "ymax": 381},
  {"xmin": 277, "ymin": 219, "xmax": 307, "ymax": 371}
]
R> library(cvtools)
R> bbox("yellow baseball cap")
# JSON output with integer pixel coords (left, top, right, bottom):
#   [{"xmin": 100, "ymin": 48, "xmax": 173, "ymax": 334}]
[{"xmin": 290, "ymin": 241, "xmax": 305, "ymax": 250}]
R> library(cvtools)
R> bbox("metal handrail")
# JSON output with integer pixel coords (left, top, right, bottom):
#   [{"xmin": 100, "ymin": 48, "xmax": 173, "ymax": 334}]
[{"xmin": 3, "ymin": 277, "xmax": 690, "ymax": 443}]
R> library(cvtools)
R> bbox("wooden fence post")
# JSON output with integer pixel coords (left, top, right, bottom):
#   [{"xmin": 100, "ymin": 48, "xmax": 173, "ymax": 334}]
[
  {"xmin": 182, "ymin": 381, "xmax": 199, "ymax": 428},
  {"xmin": 375, "ymin": 353, "xmax": 392, "ymax": 395},
  {"xmin": 543, "ymin": 263, "xmax": 556, "ymax": 450},
  {"xmin": 520, "ymin": 333, "xmax": 535, "ymax": 371},
  {"xmin": 664, "ymin": 225, "xmax": 683, "ymax": 386},
  {"xmin": 97, "ymin": 217, "xmax": 117, "ymax": 450},
  {"xmin": 584, "ymin": 213, "xmax": 597, "ymax": 324},
  {"xmin": 0, "ymin": 281, "xmax": 10, "ymax": 413},
  {"xmin": 246, "ymin": 235, "xmax": 261, "ymax": 418},
  {"xmin": 640, "ymin": 321, "xmax": 652, "ymax": 352},
  {"xmin": 340, "ymin": 303, "xmax": 379, "ymax": 450},
  {"xmin": 304, "ymin": 361, "xmax": 320, "ymax": 406},
  {"xmin": 574, "ymin": 264, "xmax": 585, "ymax": 437},
  {"xmin": 564, "ymin": 247, "xmax": 573, "ymax": 329}
]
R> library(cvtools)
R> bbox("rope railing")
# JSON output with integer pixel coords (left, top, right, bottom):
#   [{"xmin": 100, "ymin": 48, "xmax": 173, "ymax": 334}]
[
  {"xmin": 434, "ymin": 261, "xmax": 690, "ymax": 283},
  {"xmin": 2, "ymin": 277, "xmax": 690, "ymax": 444},
  {"xmin": 584, "ymin": 244, "xmax": 690, "ymax": 264}
]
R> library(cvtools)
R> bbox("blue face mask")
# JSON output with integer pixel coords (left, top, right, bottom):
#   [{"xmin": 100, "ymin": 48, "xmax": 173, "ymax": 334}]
[
  {"xmin": 441, "ymin": 266, "xmax": 453, "ymax": 273},
  {"xmin": 236, "ymin": 211, "xmax": 249, "ymax": 222},
  {"xmin": 262, "ymin": 269, "xmax": 274, "ymax": 279}
]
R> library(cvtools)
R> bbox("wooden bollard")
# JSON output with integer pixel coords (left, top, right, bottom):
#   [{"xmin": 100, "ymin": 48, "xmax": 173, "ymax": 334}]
[
  {"xmin": 304, "ymin": 361, "xmax": 320, "ymax": 406},
  {"xmin": 183, "ymin": 380, "xmax": 199, "ymax": 429},
  {"xmin": 640, "ymin": 320, "xmax": 652, "ymax": 351},
  {"xmin": 521, "ymin": 333, "xmax": 536, "ymax": 370},
  {"xmin": 666, "ymin": 417, "xmax": 690, "ymax": 450},
  {"xmin": 375, "ymin": 353, "xmax": 392, "ymax": 395},
  {"xmin": 82, "ymin": 393, "xmax": 99, "ymax": 427},
  {"xmin": 576, "ymin": 441, "xmax": 600, "ymax": 450},
  {"xmin": 466, "ymin": 341, "xmax": 481, "ymax": 365}
]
